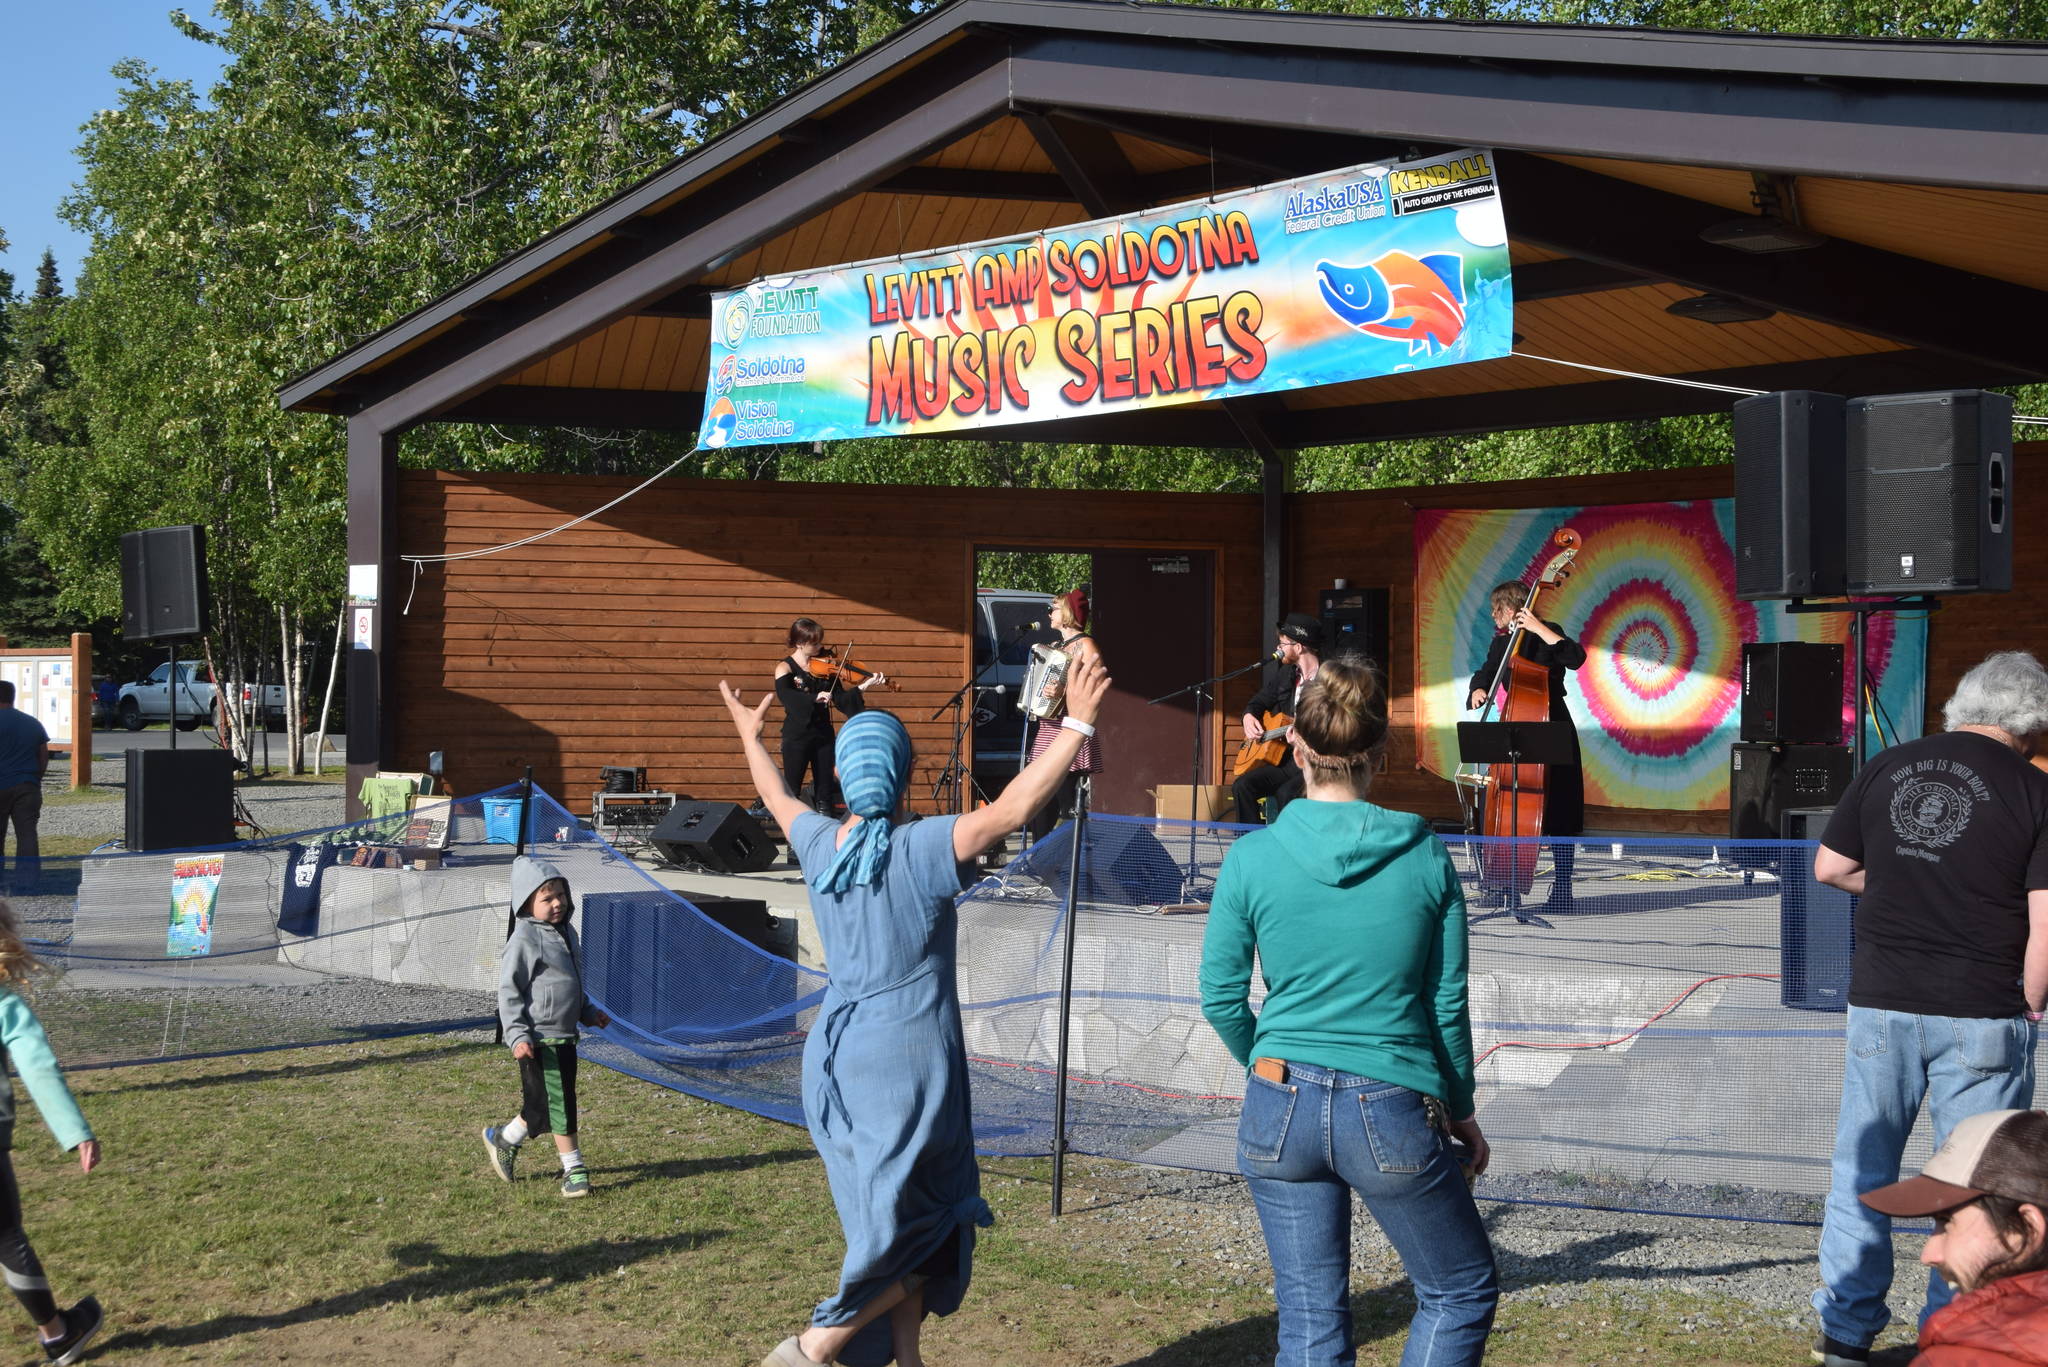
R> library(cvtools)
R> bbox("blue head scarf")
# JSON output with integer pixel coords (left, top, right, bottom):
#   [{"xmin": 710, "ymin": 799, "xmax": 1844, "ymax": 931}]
[{"xmin": 814, "ymin": 710, "xmax": 913, "ymax": 895}]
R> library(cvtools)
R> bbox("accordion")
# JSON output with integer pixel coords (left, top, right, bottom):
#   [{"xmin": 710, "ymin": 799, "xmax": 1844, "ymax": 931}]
[{"xmin": 1022, "ymin": 643, "xmax": 1072, "ymax": 721}]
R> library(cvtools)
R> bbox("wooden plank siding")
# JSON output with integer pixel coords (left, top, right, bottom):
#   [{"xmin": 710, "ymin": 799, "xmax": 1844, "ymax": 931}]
[
  {"xmin": 394, "ymin": 443, "xmax": 2045, "ymax": 830},
  {"xmin": 393, "ymin": 472, "xmax": 1262, "ymax": 813}
]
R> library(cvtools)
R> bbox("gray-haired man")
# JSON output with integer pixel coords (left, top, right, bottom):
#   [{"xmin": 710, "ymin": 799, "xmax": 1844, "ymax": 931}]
[{"xmin": 1811, "ymin": 650, "xmax": 2048, "ymax": 1365}]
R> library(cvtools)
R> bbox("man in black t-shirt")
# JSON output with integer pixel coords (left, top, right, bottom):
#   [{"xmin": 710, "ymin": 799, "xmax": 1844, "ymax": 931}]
[{"xmin": 1808, "ymin": 650, "xmax": 2048, "ymax": 1367}]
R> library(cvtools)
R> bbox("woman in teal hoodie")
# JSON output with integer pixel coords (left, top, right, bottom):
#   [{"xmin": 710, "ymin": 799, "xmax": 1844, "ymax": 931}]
[{"xmin": 1201, "ymin": 655, "xmax": 1498, "ymax": 1367}]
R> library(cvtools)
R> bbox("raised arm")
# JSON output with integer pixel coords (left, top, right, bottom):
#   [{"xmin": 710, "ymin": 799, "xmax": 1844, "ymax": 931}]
[
  {"xmin": 952, "ymin": 655, "xmax": 1111, "ymax": 862},
  {"xmin": 721, "ymin": 681, "xmax": 815, "ymax": 838}
]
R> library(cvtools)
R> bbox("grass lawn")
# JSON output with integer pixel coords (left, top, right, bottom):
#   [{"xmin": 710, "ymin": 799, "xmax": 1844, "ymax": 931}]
[{"xmin": 0, "ymin": 1033, "xmax": 1862, "ymax": 1366}]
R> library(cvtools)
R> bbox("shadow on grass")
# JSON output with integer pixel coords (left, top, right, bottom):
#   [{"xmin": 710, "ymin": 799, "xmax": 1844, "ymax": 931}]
[
  {"xmin": 78, "ymin": 1041, "xmax": 481, "ymax": 1093},
  {"xmin": 596, "ymin": 1147, "xmax": 815, "ymax": 1193},
  {"xmin": 97, "ymin": 1231, "xmax": 727, "ymax": 1354}
]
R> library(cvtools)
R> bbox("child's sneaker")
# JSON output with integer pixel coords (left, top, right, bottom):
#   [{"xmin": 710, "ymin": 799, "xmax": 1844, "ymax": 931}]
[
  {"xmin": 42, "ymin": 1294, "xmax": 102, "ymax": 1366},
  {"xmin": 560, "ymin": 1166, "xmax": 591, "ymax": 1198},
  {"xmin": 482, "ymin": 1125, "xmax": 519, "ymax": 1182}
]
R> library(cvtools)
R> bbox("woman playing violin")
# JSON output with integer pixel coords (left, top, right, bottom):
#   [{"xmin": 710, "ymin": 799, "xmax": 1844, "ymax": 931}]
[
  {"xmin": 775, "ymin": 618, "xmax": 888, "ymax": 816},
  {"xmin": 1025, "ymin": 589, "xmax": 1105, "ymax": 844}
]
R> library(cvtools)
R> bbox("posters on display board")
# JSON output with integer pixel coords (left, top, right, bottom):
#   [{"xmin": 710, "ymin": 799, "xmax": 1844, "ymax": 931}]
[
  {"xmin": 0, "ymin": 658, "xmax": 71, "ymax": 746},
  {"xmin": 699, "ymin": 147, "xmax": 1513, "ymax": 449}
]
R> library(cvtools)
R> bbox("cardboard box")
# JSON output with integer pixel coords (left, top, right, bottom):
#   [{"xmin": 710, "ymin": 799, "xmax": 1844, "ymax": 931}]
[{"xmin": 1151, "ymin": 784, "xmax": 1236, "ymax": 821}]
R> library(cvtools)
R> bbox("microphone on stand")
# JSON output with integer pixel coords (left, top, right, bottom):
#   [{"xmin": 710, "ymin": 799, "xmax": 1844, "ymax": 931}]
[{"xmin": 1012, "ymin": 619, "xmax": 1042, "ymax": 636}]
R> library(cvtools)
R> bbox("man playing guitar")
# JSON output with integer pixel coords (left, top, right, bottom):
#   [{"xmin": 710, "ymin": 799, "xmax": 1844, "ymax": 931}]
[{"xmin": 1231, "ymin": 614, "xmax": 1324, "ymax": 825}]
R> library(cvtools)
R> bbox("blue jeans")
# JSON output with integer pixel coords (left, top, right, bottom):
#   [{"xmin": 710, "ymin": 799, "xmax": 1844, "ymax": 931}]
[
  {"xmin": 1238, "ymin": 1062, "xmax": 1498, "ymax": 1367},
  {"xmin": 1812, "ymin": 1006, "xmax": 2037, "ymax": 1347}
]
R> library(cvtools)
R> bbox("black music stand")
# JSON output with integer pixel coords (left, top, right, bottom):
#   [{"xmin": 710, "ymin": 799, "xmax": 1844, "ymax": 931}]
[{"xmin": 1456, "ymin": 720, "xmax": 1577, "ymax": 928}]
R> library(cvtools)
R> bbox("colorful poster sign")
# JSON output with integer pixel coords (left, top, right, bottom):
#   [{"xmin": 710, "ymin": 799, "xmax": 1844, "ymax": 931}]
[
  {"xmin": 1413, "ymin": 502, "xmax": 1928, "ymax": 812},
  {"xmin": 700, "ymin": 148, "xmax": 1512, "ymax": 449},
  {"xmin": 167, "ymin": 855, "xmax": 224, "ymax": 957}
]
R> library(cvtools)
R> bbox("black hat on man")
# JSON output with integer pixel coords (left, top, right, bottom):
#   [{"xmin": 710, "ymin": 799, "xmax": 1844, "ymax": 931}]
[{"xmin": 1279, "ymin": 613, "xmax": 1324, "ymax": 651}]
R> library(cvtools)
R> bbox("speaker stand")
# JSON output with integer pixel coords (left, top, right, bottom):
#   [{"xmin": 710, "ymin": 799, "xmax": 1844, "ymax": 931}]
[{"xmin": 1785, "ymin": 596, "xmax": 1943, "ymax": 773}]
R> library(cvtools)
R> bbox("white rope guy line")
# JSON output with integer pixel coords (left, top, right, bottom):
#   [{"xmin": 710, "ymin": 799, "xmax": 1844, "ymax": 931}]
[{"xmin": 1509, "ymin": 349, "xmax": 1768, "ymax": 397}]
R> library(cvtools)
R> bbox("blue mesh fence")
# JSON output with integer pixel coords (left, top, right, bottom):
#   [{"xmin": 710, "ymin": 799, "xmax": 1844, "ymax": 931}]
[{"xmin": 38, "ymin": 784, "xmax": 2035, "ymax": 1224}]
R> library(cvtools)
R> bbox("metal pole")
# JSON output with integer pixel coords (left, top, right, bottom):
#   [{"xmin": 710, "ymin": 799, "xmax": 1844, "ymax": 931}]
[
  {"xmin": 1851, "ymin": 608, "xmax": 1867, "ymax": 774},
  {"xmin": 1049, "ymin": 781, "xmax": 1089, "ymax": 1217},
  {"xmin": 514, "ymin": 763, "xmax": 534, "ymax": 857}
]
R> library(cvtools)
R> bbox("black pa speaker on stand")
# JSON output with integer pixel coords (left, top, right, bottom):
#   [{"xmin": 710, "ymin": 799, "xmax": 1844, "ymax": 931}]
[
  {"xmin": 1729, "ymin": 743, "xmax": 1853, "ymax": 840},
  {"xmin": 652, "ymin": 801, "xmax": 778, "ymax": 873},
  {"xmin": 1847, "ymin": 389, "xmax": 2012, "ymax": 595},
  {"xmin": 119, "ymin": 526, "xmax": 210, "ymax": 640},
  {"xmin": 1733, "ymin": 391, "xmax": 1847, "ymax": 601}
]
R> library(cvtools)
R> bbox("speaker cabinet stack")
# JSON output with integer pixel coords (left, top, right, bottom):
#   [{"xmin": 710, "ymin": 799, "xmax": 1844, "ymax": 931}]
[
  {"xmin": 651, "ymin": 801, "xmax": 778, "ymax": 874},
  {"xmin": 1729, "ymin": 743, "xmax": 1853, "ymax": 840},
  {"xmin": 1846, "ymin": 390, "xmax": 2013, "ymax": 594}
]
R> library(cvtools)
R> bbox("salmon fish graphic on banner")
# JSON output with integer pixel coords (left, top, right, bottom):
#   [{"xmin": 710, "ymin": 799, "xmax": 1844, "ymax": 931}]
[{"xmin": 1315, "ymin": 251, "xmax": 1467, "ymax": 356}]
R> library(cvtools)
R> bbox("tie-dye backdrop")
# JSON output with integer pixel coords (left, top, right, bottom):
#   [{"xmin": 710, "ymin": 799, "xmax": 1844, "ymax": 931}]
[{"xmin": 1413, "ymin": 501, "xmax": 1927, "ymax": 811}]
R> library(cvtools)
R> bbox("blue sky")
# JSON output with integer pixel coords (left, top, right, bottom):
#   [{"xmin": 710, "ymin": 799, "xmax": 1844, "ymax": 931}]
[{"xmin": 0, "ymin": 1, "xmax": 227, "ymax": 291}]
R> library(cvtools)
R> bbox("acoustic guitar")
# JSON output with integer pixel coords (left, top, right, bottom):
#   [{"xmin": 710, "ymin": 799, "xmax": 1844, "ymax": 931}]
[{"xmin": 1232, "ymin": 710, "xmax": 1294, "ymax": 778}]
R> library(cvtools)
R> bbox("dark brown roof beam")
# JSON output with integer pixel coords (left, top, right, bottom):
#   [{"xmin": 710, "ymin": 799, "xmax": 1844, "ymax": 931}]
[
  {"xmin": 438, "ymin": 385, "xmax": 705, "ymax": 430},
  {"xmin": 637, "ymin": 287, "xmax": 713, "ymax": 320},
  {"xmin": 1496, "ymin": 150, "xmax": 2048, "ymax": 379},
  {"xmin": 1270, "ymin": 348, "xmax": 2020, "ymax": 446},
  {"xmin": 1512, "ymin": 258, "xmax": 1661, "ymax": 301},
  {"xmin": 1017, "ymin": 109, "xmax": 1141, "ymax": 218}
]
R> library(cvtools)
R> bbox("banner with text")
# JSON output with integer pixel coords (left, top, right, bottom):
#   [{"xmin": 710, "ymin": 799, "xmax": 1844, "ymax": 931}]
[{"xmin": 699, "ymin": 148, "xmax": 1512, "ymax": 449}]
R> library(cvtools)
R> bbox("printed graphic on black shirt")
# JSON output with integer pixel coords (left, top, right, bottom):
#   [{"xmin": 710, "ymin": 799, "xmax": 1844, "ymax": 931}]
[{"xmin": 1885, "ymin": 754, "xmax": 1990, "ymax": 861}]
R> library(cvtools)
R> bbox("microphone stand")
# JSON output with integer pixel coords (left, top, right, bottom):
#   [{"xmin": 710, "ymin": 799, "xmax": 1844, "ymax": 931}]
[
  {"xmin": 929, "ymin": 625, "xmax": 1028, "ymax": 816},
  {"xmin": 1149, "ymin": 655, "xmax": 1271, "ymax": 902}
]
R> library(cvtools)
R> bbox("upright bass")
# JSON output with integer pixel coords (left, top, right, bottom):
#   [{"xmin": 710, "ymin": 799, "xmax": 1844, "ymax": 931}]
[{"xmin": 1467, "ymin": 526, "xmax": 1582, "ymax": 894}]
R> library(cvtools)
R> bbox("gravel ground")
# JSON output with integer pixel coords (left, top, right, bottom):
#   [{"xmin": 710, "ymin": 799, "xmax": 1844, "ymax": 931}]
[
  {"xmin": 1064, "ymin": 1161, "xmax": 1929, "ymax": 1357},
  {"xmin": 38, "ymin": 753, "xmax": 350, "ymax": 843}
]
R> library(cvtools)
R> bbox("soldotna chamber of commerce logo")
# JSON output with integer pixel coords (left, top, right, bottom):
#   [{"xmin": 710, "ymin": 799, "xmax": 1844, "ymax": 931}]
[{"xmin": 1890, "ymin": 778, "xmax": 1972, "ymax": 849}]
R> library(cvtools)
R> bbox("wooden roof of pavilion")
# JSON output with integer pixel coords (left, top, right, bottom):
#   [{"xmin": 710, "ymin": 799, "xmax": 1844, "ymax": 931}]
[{"xmin": 283, "ymin": 0, "xmax": 2048, "ymax": 448}]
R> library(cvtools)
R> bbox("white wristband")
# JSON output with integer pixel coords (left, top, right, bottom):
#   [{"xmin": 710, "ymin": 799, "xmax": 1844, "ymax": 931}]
[{"xmin": 1061, "ymin": 716, "xmax": 1096, "ymax": 738}]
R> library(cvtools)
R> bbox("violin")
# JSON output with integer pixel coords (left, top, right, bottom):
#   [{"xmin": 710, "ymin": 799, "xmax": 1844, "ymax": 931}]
[{"xmin": 805, "ymin": 645, "xmax": 900, "ymax": 692}]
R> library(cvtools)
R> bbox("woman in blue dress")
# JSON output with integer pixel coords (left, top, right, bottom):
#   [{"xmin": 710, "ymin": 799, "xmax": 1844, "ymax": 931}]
[{"xmin": 721, "ymin": 654, "xmax": 1112, "ymax": 1367}]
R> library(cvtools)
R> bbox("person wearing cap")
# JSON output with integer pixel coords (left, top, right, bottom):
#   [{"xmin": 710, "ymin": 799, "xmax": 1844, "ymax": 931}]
[
  {"xmin": 1232, "ymin": 613, "xmax": 1324, "ymax": 825},
  {"xmin": 1859, "ymin": 1109, "xmax": 2048, "ymax": 1365},
  {"xmin": 1810, "ymin": 650, "xmax": 2048, "ymax": 1367},
  {"xmin": 1466, "ymin": 581, "xmax": 1587, "ymax": 916}
]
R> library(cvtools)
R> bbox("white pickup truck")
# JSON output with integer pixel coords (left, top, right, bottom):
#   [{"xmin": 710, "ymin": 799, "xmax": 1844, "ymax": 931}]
[{"xmin": 115, "ymin": 662, "xmax": 288, "ymax": 731}]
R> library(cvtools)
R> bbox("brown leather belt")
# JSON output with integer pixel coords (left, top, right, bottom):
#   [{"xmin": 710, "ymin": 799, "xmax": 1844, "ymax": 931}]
[{"xmin": 1253, "ymin": 1056, "xmax": 1288, "ymax": 1084}]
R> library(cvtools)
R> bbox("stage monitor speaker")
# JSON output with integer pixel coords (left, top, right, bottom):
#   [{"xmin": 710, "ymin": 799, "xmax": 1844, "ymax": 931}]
[
  {"xmin": 652, "ymin": 801, "xmax": 778, "ymax": 874},
  {"xmin": 124, "ymin": 748, "xmax": 236, "ymax": 852},
  {"xmin": 685, "ymin": 895, "xmax": 781, "ymax": 954},
  {"xmin": 1036, "ymin": 820, "xmax": 1184, "ymax": 908},
  {"xmin": 1729, "ymin": 742, "xmax": 1852, "ymax": 840},
  {"xmin": 119, "ymin": 525, "xmax": 209, "ymax": 641},
  {"xmin": 1847, "ymin": 389, "xmax": 2012, "ymax": 595},
  {"xmin": 1779, "ymin": 805, "xmax": 1854, "ymax": 1012},
  {"xmin": 1733, "ymin": 391, "xmax": 1847, "ymax": 601},
  {"xmin": 1319, "ymin": 586, "xmax": 1390, "ymax": 678},
  {"xmin": 1740, "ymin": 642, "xmax": 1843, "ymax": 744}
]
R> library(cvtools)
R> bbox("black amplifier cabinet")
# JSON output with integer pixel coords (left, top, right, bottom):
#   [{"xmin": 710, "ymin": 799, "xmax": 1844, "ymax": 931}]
[
  {"xmin": 1779, "ymin": 806, "xmax": 1855, "ymax": 1012},
  {"xmin": 1729, "ymin": 743, "xmax": 1852, "ymax": 840},
  {"xmin": 1740, "ymin": 642, "xmax": 1844, "ymax": 744}
]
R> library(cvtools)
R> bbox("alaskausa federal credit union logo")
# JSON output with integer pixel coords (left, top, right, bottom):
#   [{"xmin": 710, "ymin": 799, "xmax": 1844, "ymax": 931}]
[{"xmin": 721, "ymin": 294, "xmax": 753, "ymax": 349}]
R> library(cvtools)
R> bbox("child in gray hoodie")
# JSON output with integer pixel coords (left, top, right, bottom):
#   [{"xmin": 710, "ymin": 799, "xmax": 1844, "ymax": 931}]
[{"xmin": 482, "ymin": 856, "xmax": 610, "ymax": 1197}]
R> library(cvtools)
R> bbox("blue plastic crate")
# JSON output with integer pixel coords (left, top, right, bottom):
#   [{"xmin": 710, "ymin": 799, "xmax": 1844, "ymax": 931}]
[{"xmin": 482, "ymin": 798, "xmax": 523, "ymax": 845}]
